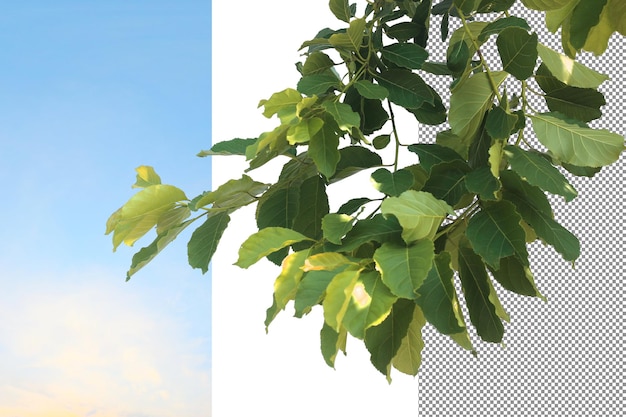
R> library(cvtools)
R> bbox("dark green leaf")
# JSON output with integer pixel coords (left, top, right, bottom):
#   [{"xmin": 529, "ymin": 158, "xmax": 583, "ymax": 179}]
[
  {"xmin": 371, "ymin": 168, "xmax": 414, "ymax": 197},
  {"xmin": 382, "ymin": 43, "xmax": 429, "ymax": 70},
  {"xmin": 332, "ymin": 146, "xmax": 383, "ymax": 182},
  {"xmin": 561, "ymin": 162, "xmax": 601, "ymax": 178},
  {"xmin": 496, "ymin": 27, "xmax": 538, "ymax": 80},
  {"xmin": 476, "ymin": 0, "xmax": 516, "ymax": 13},
  {"xmin": 478, "ymin": 16, "xmax": 530, "ymax": 42},
  {"xmin": 465, "ymin": 166, "xmax": 500, "ymax": 200},
  {"xmin": 297, "ymin": 72, "xmax": 341, "ymax": 96},
  {"xmin": 416, "ymin": 251, "xmax": 466, "ymax": 335},
  {"xmin": 407, "ymin": 143, "xmax": 464, "ymax": 173},
  {"xmin": 375, "ymin": 69, "xmax": 435, "ymax": 109},
  {"xmin": 187, "ymin": 212, "xmax": 230, "ymax": 274},
  {"xmin": 364, "ymin": 298, "xmax": 415, "ymax": 379},
  {"xmin": 569, "ymin": 0, "xmax": 608, "ymax": 50},
  {"xmin": 504, "ymin": 146, "xmax": 577, "ymax": 202},
  {"xmin": 386, "ymin": 22, "xmax": 421, "ymax": 42},
  {"xmin": 422, "ymin": 160, "xmax": 472, "ymax": 207},
  {"xmin": 447, "ymin": 40, "xmax": 470, "ymax": 76},
  {"xmin": 468, "ymin": 125, "xmax": 492, "ymax": 169},
  {"xmin": 488, "ymin": 256, "xmax": 545, "ymax": 300},
  {"xmin": 292, "ymin": 176, "xmax": 329, "ymax": 243},
  {"xmin": 466, "ymin": 200, "xmax": 529, "ymax": 269},
  {"xmin": 256, "ymin": 183, "xmax": 300, "ymax": 230},
  {"xmin": 373, "ymin": 134, "xmax": 391, "ymax": 149},
  {"xmin": 337, "ymin": 197, "xmax": 372, "ymax": 215},
  {"xmin": 344, "ymin": 87, "xmax": 389, "ymax": 135},
  {"xmin": 485, "ymin": 106, "xmax": 519, "ymax": 140},
  {"xmin": 535, "ymin": 64, "xmax": 605, "ymax": 122},
  {"xmin": 500, "ymin": 170, "xmax": 580, "ymax": 262},
  {"xmin": 458, "ymin": 244, "xmax": 505, "ymax": 343},
  {"xmin": 421, "ymin": 62, "xmax": 453, "ymax": 76},
  {"xmin": 454, "ymin": 0, "xmax": 480, "ymax": 15},
  {"xmin": 407, "ymin": 86, "xmax": 447, "ymax": 125},
  {"xmin": 328, "ymin": 214, "xmax": 403, "ymax": 252}
]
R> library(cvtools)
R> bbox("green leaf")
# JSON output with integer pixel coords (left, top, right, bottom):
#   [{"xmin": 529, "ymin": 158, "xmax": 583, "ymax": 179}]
[
  {"xmin": 258, "ymin": 88, "xmax": 302, "ymax": 118},
  {"xmin": 407, "ymin": 143, "xmax": 464, "ymax": 173},
  {"xmin": 375, "ymin": 69, "xmax": 434, "ymax": 109},
  {"xmin": 466, "ymin": 200, "xmax": 529, "ymax": 269},
  {"xmin": 332, "ymin": 146, "xmax": 384, "ymax": 182},
  {"xmin": 235, "ymin": 227, "xmax": 314, "ymax": 269},
  {"xmin": 407, "ymin": 87, "xmax": 447, "ymax": 126},
  {"xmin": 297, "ymin": 72, "xmax": 341, "ymax": 96},
  {"xmin": 535, "ymin": 64, "xmax": 605, "ymax": 122},
  {"xmin": 156, "ymin": 206, "xmax": 191, "ymax": 234},
  {"xmin": 478, "ymin": 16, "xmax": 531, "ymax": 42},
  {"xmin": 569, "ymin": 0, "xmax": 607, "ymax": 50},
  {"xmin": 273, "ymin": 249, "xmax": 311, "ymax": 311},
  {"xmin": 496, "ymin": 27, "xmax": 538, "ymax": 80},
  {"xmin": 193, "ymin": 175, "xmax": 269, "ymax": 211},
  {"xmin": 391, "ymin": 305, "xmax": 426, "ymax": 376},
  {"xmin": 374, "ymin": 240, "xmax": 435, "ymax": 299},
  {"xmin": 197, "ymin": 138, "xmax": 257, "ymax": 157},
  {"xmin": 292, "ymin": 175, "xmax": 329, "ymax": 242},
  {"xmin": 521, "ymin": 0, "xmax": 570, "ymax": 11},
  {"xmin": 486, "ymin": 106, "xmax": 520, "ymax": 141},
  {"xmin": 322, "ymin": 101, "xmax": 360, "ymax": 132},
  {"xmin": 447, "ymin": 40, "xmax": 470, "ymax": 76},
  {"xmin": 501, "ymin": 170, "xmax": 580, "ymax": 261},
  {"xmin": 256, "ymin": 182, "xmax": 300, "ymax": 232},
  {"xmin": 304, "ymin": 253, "xmax": 355, "ymax": 273},
  {"xmin": 302, "ymin": 51, "xmax": 336, "ymax": 75},
  {"xmin": 386, "ymin": 22, "xmax": 421, "ymax": 42},
  {"xmin": 373, "ymin": 134, "xmax": 391, "ymax": 149},
  {"xmin": 449, "ymin": 71, "xmax": 508, "ymax": 138},
  {"xmin": 343, "ymin": 88, "xmax": 389, "ymax": 135},
  {"xmin": 488, "ymin": 256, "xmax": 546, "ymax": 300},
  {"xmin": 416, "ymin": 251, "xmax": 466, "ymax": 335},
  {"xmin": 322, "ymin": 213, "xmax": 355, "ymax": 245},
  {"xmin": 187, "ymin": 212, "xmax": 231, "ymax": 274},
  {"xmin": 295, "ymin": 270, "xmax": 336, "ymax": 317},
  {"xmin": 382, "ymin": 43, "xmax": 429, "ymax": 70},
  {"xmin": 320, "ymin": 322, "xmax": 347, "ymax": 368},
  {"xmin": 108, "ymin": 185, "xmax": 188, "ymax": 250},
  {"xmin": 530, "ymin": 112, "xmax": 624, "ymax": 167},
  {"xmin": 488, "ymin": 139, "xmax": 504, "ymax": 178},
  {"xmin": 132, "ymin": 166, "xmax": 162, "ymax": 188},
  {"xmin": 329, "ymin": 0, "xmax": 353, "ymax": 23},
  {"xmin": 127, "ymin": 219, "xmax": 193, "ymax": 280},
  {"xmin": 323, "ymin": 268, "xmax": 362, "ymax": 331},
  {"xmin": 381, "ymin": 190, "xmax": 453, "ymax": 244},
  {"xmin": 287, "ymin": 117, "xmax": 324, "ymax": 144},
  {"xmin": 354, "ymin": 80, "xmax": 389, "ymax": 100},
  {"xmin": 329, "ymin": 18, "xmax": 366, "ymax": 51},
  {"xmin": 337, "ymin": 197, "xmax": 372, "ymax": 215},
  {"xmin": 422, "ymin": 160, "xmax": 472, "ymax": 207},
  {"xmin": 309, "ymin": 121, "xmax": 341, "ymax": 178},
  {"xmin": 329, "ymin": 214, "xmax": 403, "ymax": 253},
  {"xmin": 458, "ymin": 244, "xmax": 504, "ymax": 343},
  {"xmin": 371, "ymin": 168, "xmax": 414, "ymax": 197},
  {"xmin": 365, "ymin": 298, "xmax": 414, "ymax": 380},
  {"xmin": 454, "ymin": 0, "xmax": 480, "ymax": 15},
  {"xmin": 464, "ymin": 166, "xmax": 500, "ymax": 200},
  {"xmin": 343, "ymin": 271, "xmax": 398, "ymax": 339},
  {"xmin": 504, "ymin": 146, "xmax": 577, "ymax": 201},
  {"xmin": 477, "ymin": 0, "xmax": 516, "ymax": 13},
  {"xmin": 537, "ymin": 44, "xmax": 608, "ymax": 88}
]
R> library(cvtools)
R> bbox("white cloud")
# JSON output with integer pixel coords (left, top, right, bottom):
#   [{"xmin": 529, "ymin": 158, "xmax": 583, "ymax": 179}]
[{"xmin": 0, "ymin": 265, "xmax": 210, "ymax": 417}]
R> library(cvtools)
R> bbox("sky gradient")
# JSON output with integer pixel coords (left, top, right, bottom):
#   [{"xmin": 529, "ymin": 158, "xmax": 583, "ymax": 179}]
[{"xmin": 0, "ymin": 2, "xmax": 211, "ymax": 415}]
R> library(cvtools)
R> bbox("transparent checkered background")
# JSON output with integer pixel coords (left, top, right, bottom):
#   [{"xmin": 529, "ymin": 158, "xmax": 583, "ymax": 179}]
[{"xmin": 417, "ymin": 4, "xmax": 624, "ymax": 416}]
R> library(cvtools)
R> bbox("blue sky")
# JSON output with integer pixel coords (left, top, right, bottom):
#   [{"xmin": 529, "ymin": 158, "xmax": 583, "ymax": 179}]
[{"xmin": 0, "ymin": 1, "xmax": 211, "ymax": 415}]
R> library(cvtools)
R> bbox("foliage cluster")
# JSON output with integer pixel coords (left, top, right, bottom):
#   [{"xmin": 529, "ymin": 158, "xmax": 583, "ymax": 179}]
[{"xmin": 107, "ymin": 0, "xmax": 625, "ymax": 379}]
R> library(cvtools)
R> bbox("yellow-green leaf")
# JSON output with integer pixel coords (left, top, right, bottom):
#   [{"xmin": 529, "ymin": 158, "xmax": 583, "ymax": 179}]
[
  {"xmin": 235, "ymin": 227, "xmax": 313, "ymax": 269},
  {"xmin": 391, "ymin": 304, "xmax": 426, "ymax": 376},
  {"xmin": 132, "ymin": 165, "xmax": 162, "ymax": 188},
  {"xmin": 537, "ymin": 44, "xmax": 608, "ymax": 88},
  {"xmin": 323, "ymin": 268, "xmax": 361, "ymax": 332}
]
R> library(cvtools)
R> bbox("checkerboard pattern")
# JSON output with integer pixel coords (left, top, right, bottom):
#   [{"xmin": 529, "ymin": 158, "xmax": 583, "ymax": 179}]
[{"xmin": 416, "ymin": 4, "xmax": 624, "ymax": 416}]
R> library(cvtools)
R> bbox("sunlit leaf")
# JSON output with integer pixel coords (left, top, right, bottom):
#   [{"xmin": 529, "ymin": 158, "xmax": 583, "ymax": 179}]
[
  {"xmin": 323, "ymin": 268, "xmax": 362, "ymax": 331},
  {"xmin": 320, "ymin": 322, "xmax": 347, "ymax": 368},
  {"xmin": 322, "ymin": 213, "xmax": 355, "ymax": 245},
  {"xmin": 258, "ymin": 88, "xmax": 302, "ymax": 118},
  {"xmin": 235, "ymin": 227, "xmax": 314, "ymax": 269},
  {"xmin": 391, "ymin": 305, "xmax": 426, "ymax": 376},
  {"xmin": 132, "ymin": 166, "xmax": 162, "ymax": 188},
  {"xmin": 537, "ymin": 44, "xmax": 608, "ymax": 88}
]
